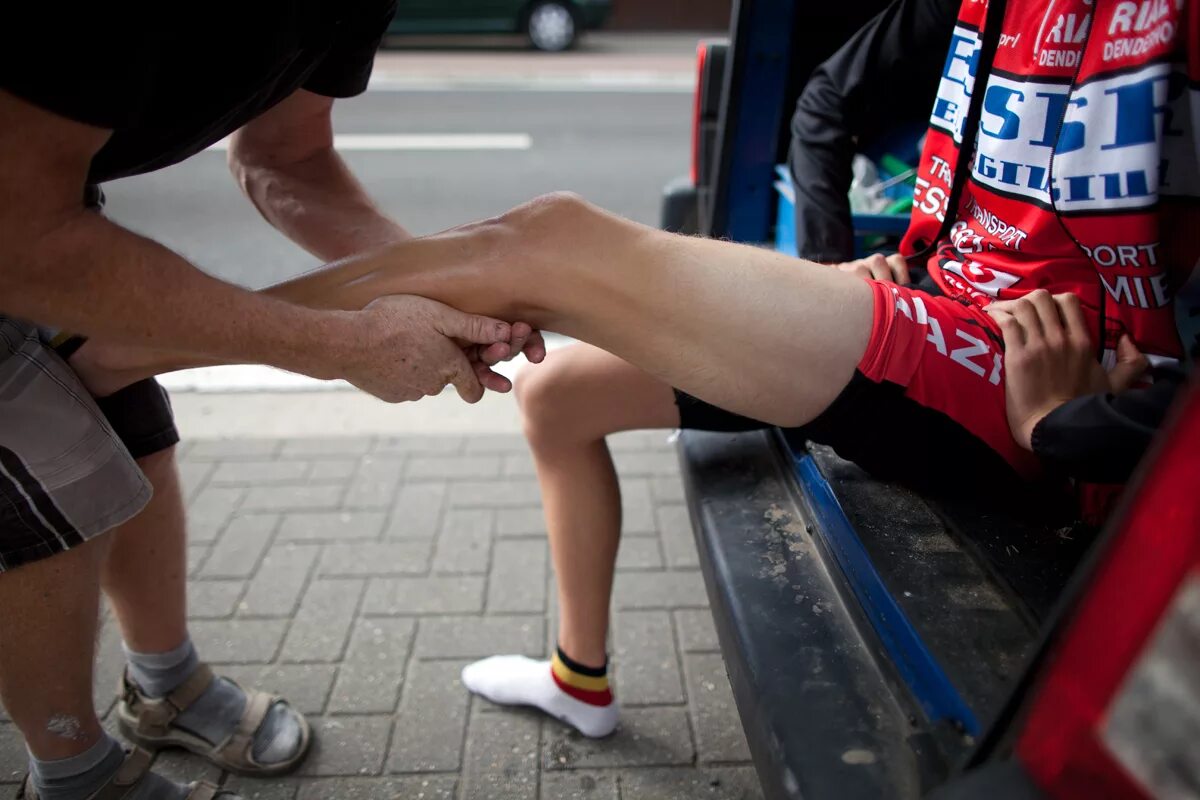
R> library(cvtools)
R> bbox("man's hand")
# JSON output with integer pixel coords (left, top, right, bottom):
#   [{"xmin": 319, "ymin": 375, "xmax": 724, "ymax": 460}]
[
  {"xmin": 987, "ymin": 290, "xmax": 1148, "ymax": 450},
  {"xmin": 833, "ymin": 253, "xmax": 911, "ymax": 285},
  {"xmin": 332, "ymin": 295, "xmax": 516, "ymax": 404},
  {"xmin": 230, "ymin": 87, "xmax": 551, "ymax": 395},
  {"xmin": 65, "ymin": 298, "xmax": 544, "ymax": 402}
]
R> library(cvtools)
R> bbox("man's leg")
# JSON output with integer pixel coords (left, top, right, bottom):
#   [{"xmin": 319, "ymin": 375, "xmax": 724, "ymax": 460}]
[
  {"xmin": 100, "ymin": 447, "xmax": 187, "ymax": 653},
  {"xmin": 98, "ymin": 439, "xmax": 310, "ymax": 774},
  {"xmin": 462, "ymin": 345, "xmax": 680, "ymax": 736},
  {"xmin": 0, "ymin": 523, "xmax": 241, "ymax": 800},
  {"xmin": 0, "ymin": 319, "xmax": 235, "ymax": 799},
  {"xmin": 0, "ymin": 537, "xmax": 110, "ymax": 762},
  {"xmin": 0, "ymin": 540, "xmax": 184, "ymax": 800}
]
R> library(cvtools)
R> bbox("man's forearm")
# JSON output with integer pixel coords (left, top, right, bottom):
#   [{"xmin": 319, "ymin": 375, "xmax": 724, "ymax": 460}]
[
  {"xmin": 234, "ymin": 147, "xmax": 410, "ymax": 262},
  {"xmin": 1, "ymin": 209, "xmax": 347, "ymax": 377}
]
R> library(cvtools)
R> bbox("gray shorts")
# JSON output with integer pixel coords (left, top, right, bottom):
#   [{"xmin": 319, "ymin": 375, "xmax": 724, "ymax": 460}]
[{"xmin": 0, "ymin": 316, "xmax": 152, "ymax": 571}]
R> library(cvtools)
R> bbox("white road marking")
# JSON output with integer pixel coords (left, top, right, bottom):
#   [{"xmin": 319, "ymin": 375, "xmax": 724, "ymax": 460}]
[
  {"xmin": 206, "ymin": 133, "xmax": 532, "ymax": 152},
  {"xmin": 159, "ymin": 334, "xmax": 576, "ymax": 393},
  {"xmin": 158, "ymin": 365, "xmax": 349, "ymax": 393},
  {"xmin": 367, "ymin": 73, "xmax": 692, "ymax": 93}
]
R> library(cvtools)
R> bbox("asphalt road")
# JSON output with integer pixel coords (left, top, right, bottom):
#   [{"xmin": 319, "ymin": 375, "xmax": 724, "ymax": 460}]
[{"xmin": 102, "ymin": 87, "xmax": 692, "ymax": 289}]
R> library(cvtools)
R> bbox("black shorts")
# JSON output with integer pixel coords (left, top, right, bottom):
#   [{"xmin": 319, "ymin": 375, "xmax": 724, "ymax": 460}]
[
  {"xmin": 0, "ymin": 320, "xmax": 175, "ymax": 572},
  {"xmin": 80, "ymin": 185, "xmax": 181, "ymax": 460},
  {"xmin": 674, "ymin": 370, "xmax": 1029, "ymax": 500},
  {"xmin": 97, "ymin": 378, "xmax": 181, "ymax": 460}
]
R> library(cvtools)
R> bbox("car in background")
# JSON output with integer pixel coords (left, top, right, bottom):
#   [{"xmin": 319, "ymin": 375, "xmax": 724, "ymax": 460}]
[{"xmin": 387, "ymin": 0, "xmax": 612, "ymax": 51}]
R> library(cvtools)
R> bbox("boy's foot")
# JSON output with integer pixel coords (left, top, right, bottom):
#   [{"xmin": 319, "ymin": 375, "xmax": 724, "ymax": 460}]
[{"xmin": 462, "ymin": 654, "xmax": 619, "ymax": 738}]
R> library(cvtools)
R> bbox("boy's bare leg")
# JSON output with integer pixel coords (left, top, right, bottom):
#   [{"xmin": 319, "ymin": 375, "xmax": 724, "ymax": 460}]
[
  {"xmin": 267, "ymin": 195, "xmax": 875, "ymax": 427},
  {"xmin": 457, "ymin": 345, "xmax": 681, "ymax": 737},
  {"xmin": 518, "ymin": 344, "xmax": 681, "ymax": 666},
  {"xmin": 76, "ymin": 193, "xmax": 875, "ymax": 428}
]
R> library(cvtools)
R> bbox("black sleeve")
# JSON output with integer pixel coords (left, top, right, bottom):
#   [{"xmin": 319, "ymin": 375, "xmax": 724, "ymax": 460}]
[
  {"xmin": 787, "ymin": 0, "xmax": 959, "ymax": 262},
  {"xmin": 1031, "ymin": 368, "xmax": 1187, "ymax": 484},
  {"xmin": 304, "ymin": 0, "xmax": 397, "ymax": 98},
  {"xmin": 0, "ymin": 12, "xmax": 158, "ymax": 130}
]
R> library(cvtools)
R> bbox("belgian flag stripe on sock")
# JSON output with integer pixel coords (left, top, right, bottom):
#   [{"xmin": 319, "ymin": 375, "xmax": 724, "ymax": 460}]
[{"xmin": 551, "ymin": 650, "xmax": 612, "ymax": 706}]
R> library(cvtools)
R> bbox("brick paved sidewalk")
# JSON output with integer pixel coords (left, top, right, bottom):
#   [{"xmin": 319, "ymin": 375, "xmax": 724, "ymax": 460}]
[{"xmin": 1, "ymin": 431, "xmax": 762, "ymax": 800}]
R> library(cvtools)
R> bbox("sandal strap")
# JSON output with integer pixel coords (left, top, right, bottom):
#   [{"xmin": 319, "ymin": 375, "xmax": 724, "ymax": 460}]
[
  {"xmin": 166, "ymin": 663, "xmax": 215, "ymax": 713},
  {"xmin": 91, "ymin": 748, "xmax": 153, "ymax": 800},
  {"xmin": 186, "ymin": 781, "xmax": 222, "ymax": 800},
  {"xmin": 215, "ymin": 686, "xmax": 277, "ymax": 771},
  {"xmin": 18, "ymin": 749, "xmax": 213, "ymax": 800},
  {"xmin": 124, "ymin": 663, "xmax": 215, "ymax": 738}
]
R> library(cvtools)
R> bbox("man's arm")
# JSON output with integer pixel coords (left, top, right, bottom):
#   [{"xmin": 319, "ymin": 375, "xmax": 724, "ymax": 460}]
[
  {"xmin": 225, "ymin": 87, "xmax": 543, "ymax": 383},
  {"xmin": 228, "ymin": 89, "xmax": 410, "ymax": 262},
  {"xmin": 0, "ymin": 89, "xmax": 509, "ymax": 403}
]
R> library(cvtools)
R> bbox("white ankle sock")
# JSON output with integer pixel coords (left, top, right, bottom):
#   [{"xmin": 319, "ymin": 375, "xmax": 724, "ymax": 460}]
[{"xmin": 461, "ymin": 655, "xmax": 619, "ymax": 738}]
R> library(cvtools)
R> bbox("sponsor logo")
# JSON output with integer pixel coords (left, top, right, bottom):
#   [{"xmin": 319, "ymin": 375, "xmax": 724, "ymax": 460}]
[
  {"xmin": 1099, "ymin": 270, "xmax": 1172, "ymax": 307},
  {"xmin": 962, "ymin": 197, "xmax": 1030, "ymax": 250},
  {"xmin": 932, "ymin": 27, "xmax": 982, "ymax": 141},
  {"xmin": 931, "ymin": 27, "xmax": 1192, "ymax": 213},
  {"xmin": 912, "ymin": 155, "xmax": 956, "ymax": 222},
  {"xmin": 891, "ymin": 288, "xmax": 1004, "ymax": 385},
  {"xmin": 1081, "ymin": 241, "xmax": 1161, "ymax": 269},
  {"xmin": 940, "ymin": 253, "xmax": 1022, "ymax": 298},
  {"xmin": 1034, "ymin": 7, "xmax": 1091, "ymax": 68},
  {"xmin": 1082, "ymin": 241, "xmax": 1172, "ymax": 309},
  {"xmin": 1047, "ymin": 11, "xmax": 1091, "ymax": 44},
  {"xmin": 1104, "ymin": 0, "xmax": 1178, "ymax": 61},
  {"xmin": 970, "ymin": 65, "xmax": 1178, "ymax": 211}
]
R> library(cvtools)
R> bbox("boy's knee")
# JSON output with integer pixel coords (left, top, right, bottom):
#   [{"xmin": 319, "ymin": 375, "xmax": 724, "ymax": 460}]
[
  {"xmin": 502, "ymin": 192, "xmax": 594, "ymax": 243},
  {"xmin": 516, "ymin": 360, "xmax": 581, "ymax": 448},
  {"xmin": 521, "ymin": 191, "xmax": 589, "ymax": 219},
  {"xmin": 516, "ymin": 362, "xmax": 557, "ymax": 426}
]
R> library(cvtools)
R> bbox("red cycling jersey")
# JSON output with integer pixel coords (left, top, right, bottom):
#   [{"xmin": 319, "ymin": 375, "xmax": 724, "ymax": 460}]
[{"xmin": 900, "ymin": 0, "xmax": 1200, "ymax": 363}]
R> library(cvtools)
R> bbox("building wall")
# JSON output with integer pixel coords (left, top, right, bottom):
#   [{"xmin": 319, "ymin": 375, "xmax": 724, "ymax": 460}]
[{"xmin": 606, "ymin": 0, "xmax": 733, "ymax": 31}]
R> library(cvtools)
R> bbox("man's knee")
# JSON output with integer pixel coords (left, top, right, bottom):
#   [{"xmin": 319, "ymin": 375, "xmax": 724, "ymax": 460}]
[{"xmin": 0, "ymin": 531, "xmax": 111, "ymax": 587}]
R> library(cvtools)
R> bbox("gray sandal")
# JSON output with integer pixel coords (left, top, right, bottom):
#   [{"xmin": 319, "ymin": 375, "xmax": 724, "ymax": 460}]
[
  {"xmin": 17, "ymin": 747, "xmax": 228, "ymax": 799},
  {"xmin": 116, "ymin": 664, "xmax": 311, "ymax": 777}
]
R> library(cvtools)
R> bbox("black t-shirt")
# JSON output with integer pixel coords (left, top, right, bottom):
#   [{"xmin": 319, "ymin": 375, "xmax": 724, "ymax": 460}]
[{"xmin": 1, "ymin": 2, "xmax": 396, "ymax": 184}]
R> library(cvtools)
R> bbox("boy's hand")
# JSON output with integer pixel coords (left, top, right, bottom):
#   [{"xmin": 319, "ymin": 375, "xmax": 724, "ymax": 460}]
[
  {"xmin": 987, "ymin": 290, "xmax": 1148, "ymax": 450},
  {"xmin": 833, "ymin": 253, "xmax": 911, "ymax": 285}
]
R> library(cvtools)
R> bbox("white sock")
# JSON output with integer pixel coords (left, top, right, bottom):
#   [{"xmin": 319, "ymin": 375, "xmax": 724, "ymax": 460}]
[{"xmin": 461, "ymin": 655, "xmax": 619, "ymax": 738}]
